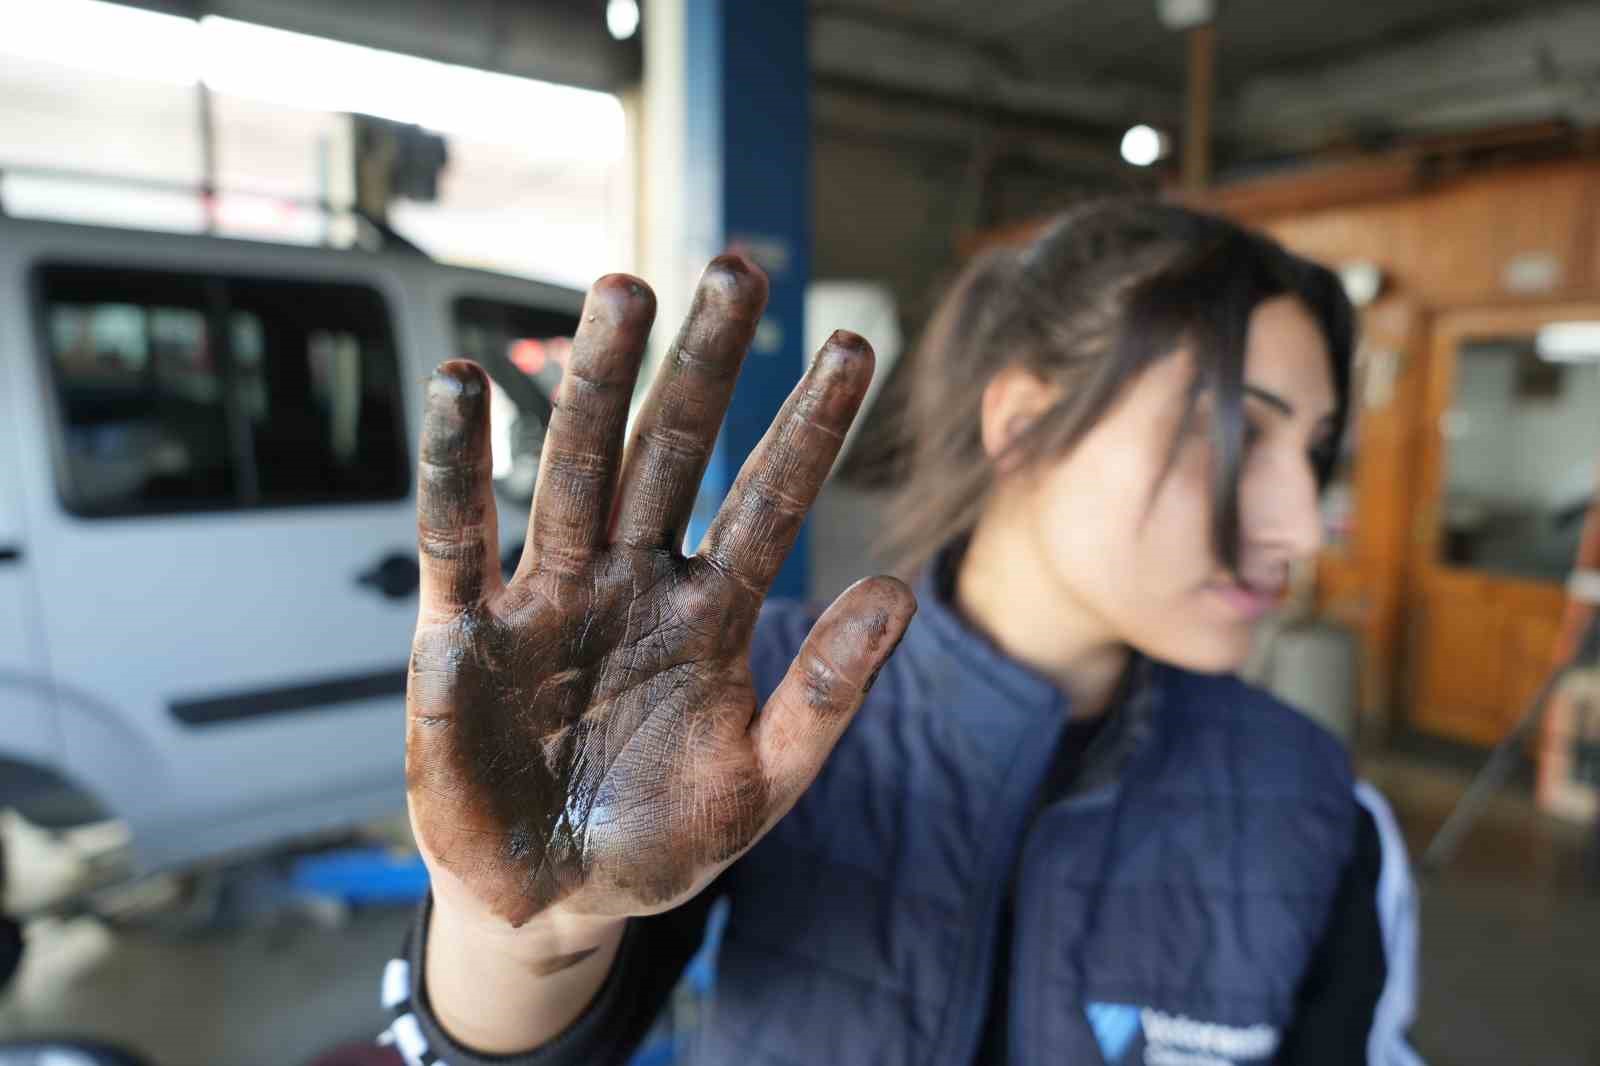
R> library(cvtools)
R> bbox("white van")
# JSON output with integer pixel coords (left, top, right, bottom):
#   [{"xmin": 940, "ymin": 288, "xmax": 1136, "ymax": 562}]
[{"xmin": 0, "ymin": 214, "xmax": 580, "ymax": 880}]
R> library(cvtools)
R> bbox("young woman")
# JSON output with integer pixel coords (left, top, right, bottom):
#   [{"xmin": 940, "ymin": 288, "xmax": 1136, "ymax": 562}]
[{"xmin": 383, "ymin": 201, "xmax": 1421, "ymax": 1066}]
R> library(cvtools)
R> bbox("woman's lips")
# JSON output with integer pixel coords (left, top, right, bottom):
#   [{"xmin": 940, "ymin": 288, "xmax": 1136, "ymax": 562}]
[{"xmin": 1210, "ymin": 580, "xmax": 1284, "ymax": 620}]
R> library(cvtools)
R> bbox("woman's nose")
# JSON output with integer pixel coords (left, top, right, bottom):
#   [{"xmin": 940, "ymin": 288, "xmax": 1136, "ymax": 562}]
[{"xmin": 1253, "ymin": 452, "xmax": 1325, "ymax": 561}]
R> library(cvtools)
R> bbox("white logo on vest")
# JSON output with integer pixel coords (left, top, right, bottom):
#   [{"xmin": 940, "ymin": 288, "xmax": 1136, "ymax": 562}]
[
  {"xmin": 1084, "ymin": 1002, "xmax": 1280, "ymax": 1065},
  {"xmin": 1141, "ymin": 1007, "xmax": 1280, "ymax": 1065}
]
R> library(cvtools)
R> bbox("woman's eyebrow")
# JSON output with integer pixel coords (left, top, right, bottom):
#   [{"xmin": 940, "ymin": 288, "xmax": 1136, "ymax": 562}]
[
  {"xmin": 1243, "ymin": 382, "xmax": 1340, "ymax": 426},
  {"xmin": 1243, "ymin": 383, "xmax": 1295, "ymax": 417}
]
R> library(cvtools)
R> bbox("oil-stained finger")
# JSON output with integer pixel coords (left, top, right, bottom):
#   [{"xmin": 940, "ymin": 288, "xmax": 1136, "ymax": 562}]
[
  {"xmin": 610, "ymin": 254, "xmax": 769, "ymax": 553},
  {"xmin": 751, "ymin": 576, "xmax": 917, "ymax": 811},
  {"xmin": 697, "ymin": 330, "xmax": 874, "ymax": 594},
  {"xmin": 522, "ymin": 274, "xmax": 656, "ymax": 578},
  {"xmin": 416, "ymin": 360, "xmax": 500, "ymax": 621}
]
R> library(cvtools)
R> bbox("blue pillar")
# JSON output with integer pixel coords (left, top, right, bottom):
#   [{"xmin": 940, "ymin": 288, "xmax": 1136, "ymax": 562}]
[{"xmin": 681, "ymin": 0, "xmax": 811, "ymax": 601}]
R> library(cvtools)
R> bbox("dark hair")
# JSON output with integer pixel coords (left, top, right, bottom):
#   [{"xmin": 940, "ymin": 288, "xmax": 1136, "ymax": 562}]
[{"xmin": 864, "ymin": 199, "xmax": 1355, "ymax": 576}]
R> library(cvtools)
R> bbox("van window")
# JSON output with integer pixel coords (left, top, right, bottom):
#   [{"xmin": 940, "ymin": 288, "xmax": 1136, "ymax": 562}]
[
  {"xmin": 38, "ymin": 266, "xmax": 409, "ymax": 516},
  {"xmin": 453, "ymin": 297, "xmax": 579, "ymax": 503}
]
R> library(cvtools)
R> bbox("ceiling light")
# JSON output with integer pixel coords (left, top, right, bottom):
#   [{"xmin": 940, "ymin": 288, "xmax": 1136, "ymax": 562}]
[
  {"xmin": 1536, "ymin": 322, "xmax": 1600, "ymax": 363},
  {"xmin": 1338, "ymin": 262, "xmax": 1384, "ymax": 307},
  {"xmin": 197, "ymin": 17, "xmax": 625, "ymax": 160},
  {"xmin": 1120, "ymin": 125, "xmax": 1166, "ymax": 167},
  {"xmin": 607, "ymin": 0, "xmax": 641, "ymax": 41}
]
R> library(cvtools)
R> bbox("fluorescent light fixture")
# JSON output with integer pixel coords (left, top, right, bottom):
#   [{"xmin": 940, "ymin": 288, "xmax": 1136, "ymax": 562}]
[
  {"xmin": 1121, "ymin": 125, "xmax": 1165, "ymax": 167},
  {"xmin": 1536, "ymin": 322, "xmax": 1600, "ymax": 363},
  {"xmin": 0, "ymin": 0, "xmax": 201, "ymax": 85},
  {"xmin": 198, "ymin": 18, "xmax": 624, "ymax": 160},
  {"xmin": 607, "ymin": 0, "xmax": 641, "ymax": 40}
]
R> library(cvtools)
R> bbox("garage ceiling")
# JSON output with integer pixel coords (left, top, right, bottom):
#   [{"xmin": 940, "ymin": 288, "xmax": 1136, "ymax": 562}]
[
  {"xmin": 821, "ymin": 0, "xmax": 1553, "ymax": 90},
  {"xmin": 100, "ymin": 0, "xmax": 1600, "ymax": 173},
  {"xmin": 812, "ymin": 0, "xmax": 1600, "ymax": 169}
]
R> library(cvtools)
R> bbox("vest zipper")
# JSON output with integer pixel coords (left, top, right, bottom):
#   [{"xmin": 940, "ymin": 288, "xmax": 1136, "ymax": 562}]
[
  {"xmin": 1009, "ymin": 673, "xmax": 1161, "ymax": 1065},
  {"xmin": 938, "ymin": 700, "xmax": 1067, "ymax": 1066},
  {"xmin": 1009, "ymin": 785, "xmax": 1126, "ymax": 1065}
]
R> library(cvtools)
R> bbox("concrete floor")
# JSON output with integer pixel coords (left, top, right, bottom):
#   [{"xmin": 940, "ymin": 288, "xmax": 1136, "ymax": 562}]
[
  {"xmin": 1364, "ymin": 754, "xmax": 1600, "ymax": 1066},
  {"xmin": 0, "ymin": 901, "xmax": 411, "ymax": 1065},
  {"xmin": 0, "ymin": 751, "xmax": 1595, "ymax": 1066}
]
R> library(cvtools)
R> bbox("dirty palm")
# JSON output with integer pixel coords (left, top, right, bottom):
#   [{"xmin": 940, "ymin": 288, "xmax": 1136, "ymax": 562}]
[{"xmin": 405, "ymin": 255, "xmax": 917, "ymax": 934}]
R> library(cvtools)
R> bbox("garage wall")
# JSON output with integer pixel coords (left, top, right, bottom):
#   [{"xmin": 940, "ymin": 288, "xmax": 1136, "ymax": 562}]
[
  {"xmin": 812, "ymin": 89, "xmax": 1144, "ymax": 340},
  {"xmin": 806, "ymin": 97, "xmax": 1144, "ymax": 597},
  {"xmin": 812, "ymin": 135, "xmax": 965, "ymax": 327}
]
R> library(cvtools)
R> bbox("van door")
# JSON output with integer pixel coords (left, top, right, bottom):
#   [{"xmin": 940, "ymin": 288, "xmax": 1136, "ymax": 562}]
[
  {"xmin": 0, "ymin": 338, "xmax": 55, "ymax": 774},
  {"xmin": 22, "ymin": 262, "xmax": 424, "ymax": 869}
]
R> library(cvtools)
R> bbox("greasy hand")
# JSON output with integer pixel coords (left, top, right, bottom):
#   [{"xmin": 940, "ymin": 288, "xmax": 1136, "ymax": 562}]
[{"xmin": 406, "ymin": 257, "xmax": 917, "ymax": 929}]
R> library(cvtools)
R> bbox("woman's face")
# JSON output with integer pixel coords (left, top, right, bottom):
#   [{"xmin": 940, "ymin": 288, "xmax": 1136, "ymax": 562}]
[{"xmin": 1000, "ymin": 295, "xmax": 1339, "ymax": 673}]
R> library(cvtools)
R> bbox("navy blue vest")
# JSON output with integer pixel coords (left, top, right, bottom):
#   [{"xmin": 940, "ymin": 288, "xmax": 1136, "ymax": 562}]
[{"xmin": 703, "ymin": 570, "xmax": 1356, "ymax": 1066}]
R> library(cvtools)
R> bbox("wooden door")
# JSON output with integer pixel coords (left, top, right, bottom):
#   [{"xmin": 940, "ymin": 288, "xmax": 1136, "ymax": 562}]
[{"xmin": 1408, "ymin": 306, "xmax": 1600, "ymax": 745}]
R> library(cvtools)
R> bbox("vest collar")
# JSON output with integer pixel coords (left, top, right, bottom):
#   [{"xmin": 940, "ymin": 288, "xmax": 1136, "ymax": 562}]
[
  {"xmin": 904, "ymin": 542, "xmax": 1162, "ymax": 792},
  {"xmin": 909, "ymin": 543, "xmax": 1064, "ymax": 720}
]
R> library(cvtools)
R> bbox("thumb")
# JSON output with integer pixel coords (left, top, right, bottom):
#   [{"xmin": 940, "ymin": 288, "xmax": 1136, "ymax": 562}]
[{"xmin": 750, "ymin": 576, "xmax": 917, "ymax": 816}]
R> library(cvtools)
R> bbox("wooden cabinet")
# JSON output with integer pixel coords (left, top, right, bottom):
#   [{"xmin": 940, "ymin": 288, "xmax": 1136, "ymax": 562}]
[
  {"xmin": 1266, "ymin": 201, "xmax": 1422, "ymax": 296},
  {"xmin": 1417, "ymin": 166, "xmax": 1594, "ymax": 304},
  {"xmin": 1268, "ymin": 162, "xmax": 1600, "ymax": 307}
]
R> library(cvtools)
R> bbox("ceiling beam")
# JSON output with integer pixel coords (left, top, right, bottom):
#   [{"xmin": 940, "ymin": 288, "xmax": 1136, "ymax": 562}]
[
  {"xmin": 1224, "ymin": 2, "xmax": 1600, "ymax": 153},
  {"xmin": 814, "ymin": 3, "xmax": 1600, "ymax": 166},
  {"xmin": 1183, "ymin": 23, "xmax": 1216, "ymax": 190},
  {"xmin": 811, "ymin": 9, "xmax": 1183, "ymax": 133}
]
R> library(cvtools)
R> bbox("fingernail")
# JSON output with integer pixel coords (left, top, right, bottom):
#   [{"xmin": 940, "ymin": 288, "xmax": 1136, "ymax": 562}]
[{"xmin": 428, "ymin": 361, "xmax": 487, "ymax": 408}]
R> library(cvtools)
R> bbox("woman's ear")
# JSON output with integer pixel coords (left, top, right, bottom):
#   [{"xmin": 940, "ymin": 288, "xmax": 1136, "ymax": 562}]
[{"xmin": 981, "ymin": 366, "xmax": 1060, "ymax": 464}]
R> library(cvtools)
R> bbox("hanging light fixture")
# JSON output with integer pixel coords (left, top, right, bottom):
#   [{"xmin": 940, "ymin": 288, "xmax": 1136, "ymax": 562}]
[
  {"xmin": 1120, "ymin": 125, "xmax": 1168, "ymax": 167},
  {"xmin": 607, "ymin": 0, "xmax": 641, "ymax": 41}
]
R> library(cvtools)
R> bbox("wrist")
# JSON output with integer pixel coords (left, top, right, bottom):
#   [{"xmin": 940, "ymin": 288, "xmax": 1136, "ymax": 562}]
[
  {"xmin": 428, "ymin": 886, "xmax": 624, "ymax": 970},
  {"xmin": 423, "ymin": 890, "xmax": 627, "ymax": 1055}
]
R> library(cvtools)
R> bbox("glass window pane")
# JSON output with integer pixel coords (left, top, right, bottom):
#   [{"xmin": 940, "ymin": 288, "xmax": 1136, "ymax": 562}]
[
  {"xmin": 227, "ymin": 279, "xmax": 409, "ymax": 506},
  {"xmin": 1438, "ymin": 336, "xmax": 1600, "ymax": 582},
  {"xmin": 452, "ymin": 298, "xmax": 579, "ymax": 504},
  {"xmin": 42, "ymin": 271, "xmax": 232, "ymax": 515},
  {"xmin": 39, "ymin": 266, "xmax": 409, "ymax": 515}
]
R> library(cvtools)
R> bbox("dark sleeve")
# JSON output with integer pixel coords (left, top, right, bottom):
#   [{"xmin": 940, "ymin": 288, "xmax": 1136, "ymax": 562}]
[
  {"xmin": 386, "ymin": 888, "xmax": 718, "ymax": 1066},
  {"xmin": 380, "ymin": 603, "xmax": 806, "ymax": 1064},
  {"xmin": 1274, "ymin": 804, "xmax": 1387, "ymax": 1065}
]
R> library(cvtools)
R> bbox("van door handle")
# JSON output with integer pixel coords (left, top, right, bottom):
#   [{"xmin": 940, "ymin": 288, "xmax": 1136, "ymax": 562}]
[
  {"xmin": 356, "ymin": 553, "xmax": 419, "ymax": 599},
  {"xmin": 0, "ymin": 545, "xmax": 21, "ymax": 565}
]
